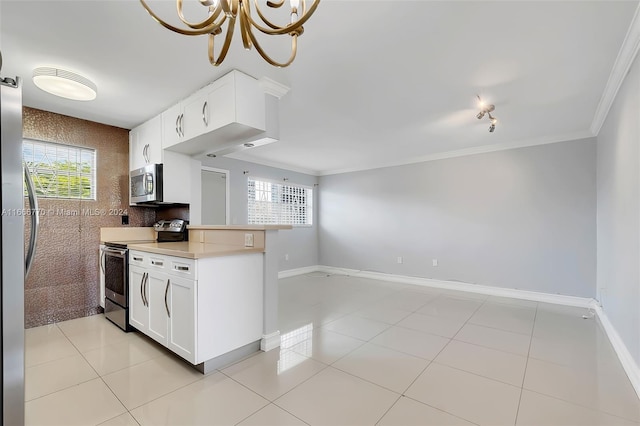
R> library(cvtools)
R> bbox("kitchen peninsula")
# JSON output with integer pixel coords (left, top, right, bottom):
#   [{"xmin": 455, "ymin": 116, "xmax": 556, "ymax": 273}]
[{"xmin": 125, "ymin": 225, "xmax": 290, "ymax": 374}]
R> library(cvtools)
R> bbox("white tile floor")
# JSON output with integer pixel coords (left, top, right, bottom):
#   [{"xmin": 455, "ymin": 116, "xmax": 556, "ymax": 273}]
[{"xmin": 24, "ymin": 273, "xmax": 640, "ymax": 425}]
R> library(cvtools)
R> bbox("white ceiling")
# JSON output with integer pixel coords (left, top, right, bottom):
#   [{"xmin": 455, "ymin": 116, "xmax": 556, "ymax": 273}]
[{"xmin": 1, "ymin": 0, "xmax": 638, "ymax": 175}]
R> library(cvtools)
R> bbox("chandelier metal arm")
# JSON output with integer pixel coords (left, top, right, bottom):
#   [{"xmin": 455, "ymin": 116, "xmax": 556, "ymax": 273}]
[
  {"xmin": 176, "ymin": 0, "xmax": 223, "ymax": 30},
  {"xmin": 139, "ymin": 0, "xmax": 319, "ymax": 67},
  {"xmin": 243, "ymin": 0, "xmax": 320, "ymax": 36},
  {"xmin": 252, "ymin": 0, "xmax": 282, "ymax": 31},
  {"xmin": 239, "ymin": 4, "xmax": 254, "ymax": 50},
  {"xmin": 208, "ymin": 16, "xmax": 236, "ymax": 66},
  {"xmin": 266, "ymin": 0, "xmax": 285, "ymax": 9},
  {"xmin": 247, "ymin": 27, "xmax": 298, "ymax": 67},
  {"xmin": 140, "ymin": 0, "xmax": 225, "ymax": 36}
]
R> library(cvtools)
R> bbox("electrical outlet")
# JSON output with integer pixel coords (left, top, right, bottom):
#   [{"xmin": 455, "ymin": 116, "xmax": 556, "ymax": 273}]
[
  {"xmin": 432, "ymin": 259, "xmax": 438, "ymax": 267},
  {"xmin": 397, "ymin": 256, "xmax": 403, "ymax": 264},
  {"xmin": 244, "ymin": 233, "xmax": 254, "ymax": 247},
  {"xmin": 285, "ymin": 254, "xmax": 289, "ymax": 261}
]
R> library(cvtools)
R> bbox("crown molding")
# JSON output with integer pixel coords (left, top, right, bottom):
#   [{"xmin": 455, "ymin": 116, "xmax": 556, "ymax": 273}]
[
  {"xmin": 228, "ymin": 130, "xmax": 594, "ymax": 177},
  {"xmin": 590, "ymin": 3, "xmax": 640, "ymax": 135},
  {"xmin": 259, "ymin": 77, "xmax": 290, "ymax": 99},
  {"xmin": 318, "ymin": 130, "xmax": 594, "ymax": 176}
]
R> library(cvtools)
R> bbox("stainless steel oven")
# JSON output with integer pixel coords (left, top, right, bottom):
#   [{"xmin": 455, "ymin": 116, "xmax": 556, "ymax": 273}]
[{"xmin": 103, "ymin": 245, "xmax": 130, "ymax": 331}]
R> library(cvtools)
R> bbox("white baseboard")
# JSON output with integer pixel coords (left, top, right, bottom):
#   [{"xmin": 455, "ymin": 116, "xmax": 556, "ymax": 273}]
[
  {"xmin": 260, "ymin": 331, "xmax": 281, "ymax": 352},
  {"xmin": 281, "ymin": 264, "xmax": 640, "ymax": 398},
  {"xmin": 591, "ymin": 303, "xmax": 640, "ymax": 398},
  {"xmin": 278, "ymin": 265, "xmax": 322, "ymax": 279},
  {"xmin": 317, "ymin": 265, "xmax": 594, "ymax": 307}
]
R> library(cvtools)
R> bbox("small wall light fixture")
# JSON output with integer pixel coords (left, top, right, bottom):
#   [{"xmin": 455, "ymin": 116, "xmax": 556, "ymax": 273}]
[{"xmin": 476, "ymin": 95, "xmax": 498, "ymax": 133}]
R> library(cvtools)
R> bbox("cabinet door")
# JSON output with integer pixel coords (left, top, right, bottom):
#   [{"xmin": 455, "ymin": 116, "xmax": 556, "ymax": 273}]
[
  {"xmin": 139, "ymin": 115, "xmax": 162, "ymax": 164},
  {"xmin": 162, "ymin": 103, "xmax": 184, "ymax": 149},
  {"xmin": 129, "ymin": 265, "xmax": 148, "ymax": 331},
  {"xmin": 147, "ymin": 271, "xmax": 169, "ymax": 345},
  {"xmin": 129, "ymin": 116, "xmax": 162, "ymax": 171},
  {"xmin": 129, "ymin": 127, "xmax": 145, "ymax": 171},
  {"xmin": 167, "ymin": 276, "xmax": 196, "ymax": 363},
  {"xmin": 182, "ymin": 91, "xmax": 209, "ymax": 141},
  {"xmin": 207, "ymin": 77, "xmax": 236, "ymax": 130}
]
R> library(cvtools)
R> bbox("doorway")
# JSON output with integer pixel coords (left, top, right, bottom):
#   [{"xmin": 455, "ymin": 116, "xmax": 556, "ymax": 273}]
[{"xmin": 201, "ymin": 167, "xmax": 229, "ymax": 225}]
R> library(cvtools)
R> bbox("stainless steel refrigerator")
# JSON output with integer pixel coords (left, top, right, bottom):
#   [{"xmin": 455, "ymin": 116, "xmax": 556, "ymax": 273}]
[{"xmin": 1, "ymin": 63, "xmax": 38, "ymax": 423}]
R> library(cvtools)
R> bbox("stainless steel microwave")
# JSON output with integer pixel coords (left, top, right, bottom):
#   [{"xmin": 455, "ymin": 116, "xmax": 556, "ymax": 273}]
[{"xmin": 130, "ymin": 163, "xmax": 163, "ymax": 204}]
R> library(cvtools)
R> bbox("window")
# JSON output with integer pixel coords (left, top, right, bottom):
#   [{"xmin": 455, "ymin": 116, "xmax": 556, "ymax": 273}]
[
  {"xmin": 248, "ymin": 178, "xmax": 313, "ymax": 226},
  {"xmin": 23, "ymin": 139, "xmax": 96, "ymax": 200}
]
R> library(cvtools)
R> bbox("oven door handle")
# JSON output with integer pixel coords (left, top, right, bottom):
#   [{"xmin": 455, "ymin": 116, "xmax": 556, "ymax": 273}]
[
  {"xmin": 103, "ymin": 247, "xmax": 127, "ymax": 256},
  {"xmin": 100, "ymin": 248, "xmax": 106, "ymax": 274}
]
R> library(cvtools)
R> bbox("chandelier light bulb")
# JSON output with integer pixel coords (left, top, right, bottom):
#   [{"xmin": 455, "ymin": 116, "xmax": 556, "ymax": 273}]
[{"xmin": 290, "ymin": 0, "xmax": 300, "ymax": 8}]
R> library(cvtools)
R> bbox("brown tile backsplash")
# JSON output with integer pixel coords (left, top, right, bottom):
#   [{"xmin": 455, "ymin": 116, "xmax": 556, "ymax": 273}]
[{"xmin": 23, "ymin": 107, "xmax": 157, "ymax": 328}]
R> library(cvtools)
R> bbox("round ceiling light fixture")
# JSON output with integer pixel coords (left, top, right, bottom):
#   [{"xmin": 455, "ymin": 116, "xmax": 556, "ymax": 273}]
[{"xmin": 32, "ymin": 67, "xmax": 97, "ymax": 101}]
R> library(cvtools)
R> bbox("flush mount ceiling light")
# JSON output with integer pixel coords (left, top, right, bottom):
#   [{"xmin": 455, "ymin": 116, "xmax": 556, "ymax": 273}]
[
  {"xmin": 476, "ymin": 95, "xmax": 498, "ymax": 133},
  {"xmin": 32, "ymin": 67, "xmax": 97, "ymax": 101},
  {"xmin": 139, "ymin": 0, "xmax": 320, "ymax": 68}
]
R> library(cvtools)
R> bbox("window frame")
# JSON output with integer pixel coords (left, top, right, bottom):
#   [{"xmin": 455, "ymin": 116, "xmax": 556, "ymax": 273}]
[
  {"xmin": 247, "ymin": 177, "xmax": 314, "ymax": 227},
  {"xmin": 22, "ymin": 138, "xmax": 97, "ymax": 201}
]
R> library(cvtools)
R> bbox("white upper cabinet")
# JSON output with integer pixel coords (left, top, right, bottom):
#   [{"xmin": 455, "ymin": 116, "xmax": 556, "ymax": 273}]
[
  {"xmin": 129, "ymin": 114, "xmax": 196, "ymax": 205},
  {"xmin": 162, "ymin": 70, "xmax": 267, "ymax": 155},
  {"xmin": 161, "ymin": 103, "xmax": 184, "ymax": 150},
  {"xmin": 181, "ymin": 90, "xmax": 210, "ymax": 142},
  {"xmin": 129, "ymin": 115, "xmax": 162, "ymax": 171}
]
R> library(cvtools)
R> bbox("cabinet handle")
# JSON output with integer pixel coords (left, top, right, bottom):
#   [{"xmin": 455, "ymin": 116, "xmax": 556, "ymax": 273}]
[
  {"xmin": 132, "ymin": 256, "xmax": 143, "ymax": 262},
  {"xmin": 145, "ymin": 144, "xmax": 150, "ymax": 163},
  {"xmin": 142, "ymin": 144, "xmax": 147, "ymax": 163},
  {"xmin": 175, "ymin": 114, "xmax": 180, "ymax": 137},
  {"xmin": 175, "ymin": 265, "xmax": 189, "ymax": 271},
  {"xmin": 144, "ymin": 272, "xmax": 149, "ymax": 307},
  {"xmin": 202, "ymin": 101, "xmax": 208, "ymax": 127},
  {"xmin": 151, "ymin": 260, "xmax": 164, "ymax": 266},
  {"xmin": 140, "ymin": 272, "xmax": 146, "ymax": 306},
  {"xmin": 164, "ymin": 279, "xmax": 171, "ymax": 318},
  {"xmin": 180, "ymin": 114, "xmax": 185, "ymax": 137}
]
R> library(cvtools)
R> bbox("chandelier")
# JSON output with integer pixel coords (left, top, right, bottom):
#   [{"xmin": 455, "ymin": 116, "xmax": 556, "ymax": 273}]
[{"xmin": 139, "ymin": 0, "xmax": 320, "ymax": 67}]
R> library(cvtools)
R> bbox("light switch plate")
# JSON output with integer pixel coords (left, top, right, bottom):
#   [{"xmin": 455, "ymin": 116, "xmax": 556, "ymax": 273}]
[{"xmin": 244, "ymin": 233, "xmax": 254, "ymax": 247}]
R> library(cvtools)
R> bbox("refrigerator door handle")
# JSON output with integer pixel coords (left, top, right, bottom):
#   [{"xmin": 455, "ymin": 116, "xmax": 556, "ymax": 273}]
[{"xmin": 24, "ymin": 165, "xmax": 39, "ymax": 278}]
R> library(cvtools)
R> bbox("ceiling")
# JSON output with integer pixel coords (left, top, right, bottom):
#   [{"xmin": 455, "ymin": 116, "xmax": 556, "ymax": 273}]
[{"xmin": 1, "ymin": 1, "xmax": 638, "ymax": 175}]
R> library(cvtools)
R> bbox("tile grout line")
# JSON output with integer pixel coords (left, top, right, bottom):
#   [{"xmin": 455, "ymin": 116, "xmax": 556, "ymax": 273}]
[
  {"xmin": 513, "ymin": 302, "xmax": 538, "ymax": 425},
  {"xmin": 386, "ymin": 298, "xmax": 488, "ymax": 425}
]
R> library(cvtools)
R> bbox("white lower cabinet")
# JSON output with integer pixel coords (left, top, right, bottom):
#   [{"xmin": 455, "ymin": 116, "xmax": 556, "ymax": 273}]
[
  {"xmin": 167, "ymin": 275, "xmax": 196, "ymax": 361},
  {"xmin": 128, "ymin": 250, "xmax": 262, "ymax": 366},
  {"xmin": 147, "ymin": 270, "xmax": 171, "ymax": 346},
  {"xmin": 129, "ymin": 265, "xmax": 148, "ymax": 331}
]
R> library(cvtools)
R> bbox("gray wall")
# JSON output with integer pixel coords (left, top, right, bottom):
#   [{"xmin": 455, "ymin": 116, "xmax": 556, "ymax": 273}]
[
  {"xmin": 201, "ymin": 156, "xmax": 319, "ymax": 271},
  {"xmin": 319, "ymin": 139, "xmax": 597, "ymax": 297},
  {"xmin": 597, "ymin": 52, "xmax": 640, "ymax": 364}
]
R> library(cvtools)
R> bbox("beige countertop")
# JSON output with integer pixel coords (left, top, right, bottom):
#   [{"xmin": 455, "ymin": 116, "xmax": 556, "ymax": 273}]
[
  {"xmin": 188, "ymin": 225, "xmax": 292, "ymax": 230},
  {"xmin": 128, "ymin": 241, "xmax": 264, "ymax": 259}
]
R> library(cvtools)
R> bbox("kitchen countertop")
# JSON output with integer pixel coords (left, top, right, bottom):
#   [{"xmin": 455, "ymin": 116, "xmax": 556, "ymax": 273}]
[
  {"xmin": 128, "ymin": 241, "xmax": 264, "ymax": 259},
  {"xmin": 188, "ymin": 225, "xmax": 292, "ymax": 230}
]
